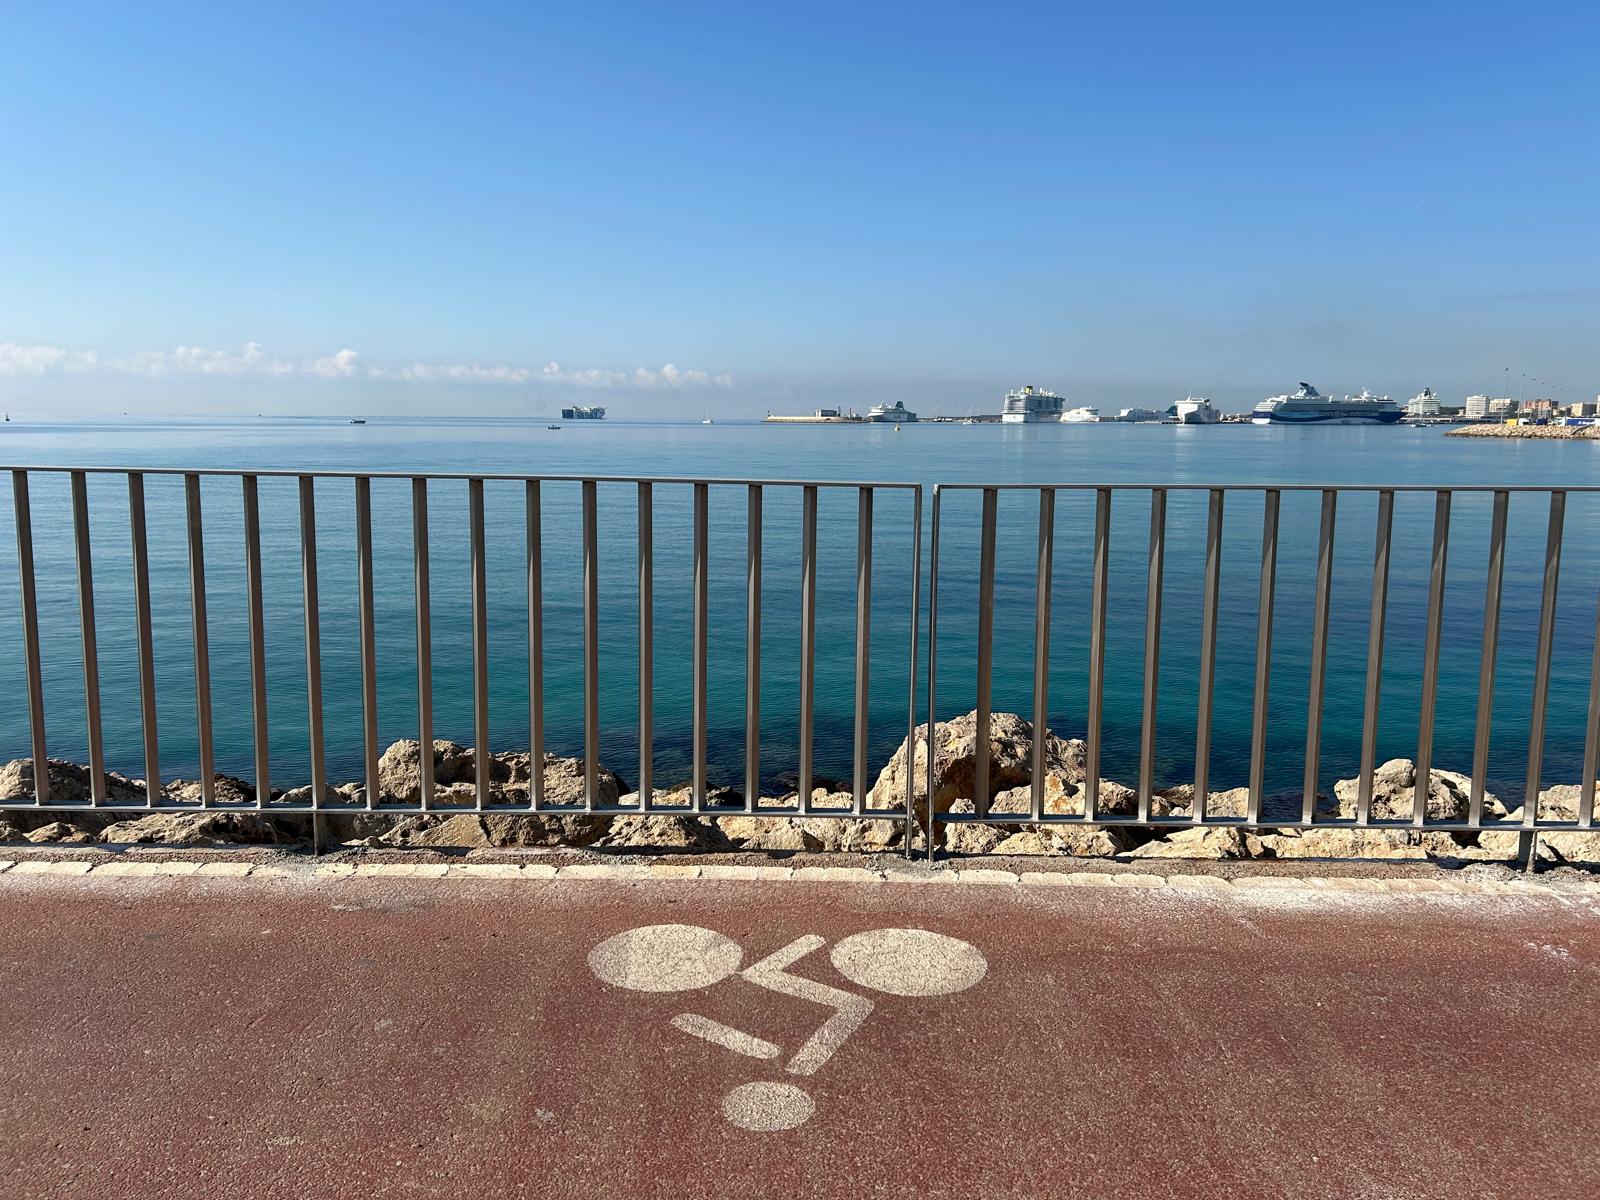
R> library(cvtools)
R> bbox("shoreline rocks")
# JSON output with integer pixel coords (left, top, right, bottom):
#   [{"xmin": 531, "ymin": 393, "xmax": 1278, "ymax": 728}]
[
  {"xmin": 2, "ymin": 716, "xmax": 1594, "ymax": 864},
  {"xmin": 1445, "ymin": 423, "xmax": 1600, "ymax": 440}
]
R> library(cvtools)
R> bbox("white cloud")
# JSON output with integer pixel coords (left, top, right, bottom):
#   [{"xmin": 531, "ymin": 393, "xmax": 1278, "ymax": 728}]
[{"xmin": 0, "ymin": 341, "xmax": 732, "ymax": 390}]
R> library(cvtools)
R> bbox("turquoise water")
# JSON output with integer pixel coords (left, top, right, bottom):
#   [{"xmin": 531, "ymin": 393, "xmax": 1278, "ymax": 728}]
[{"xmin": 2, "ymin": 417, "xmax": 1597, "ymax": 807}]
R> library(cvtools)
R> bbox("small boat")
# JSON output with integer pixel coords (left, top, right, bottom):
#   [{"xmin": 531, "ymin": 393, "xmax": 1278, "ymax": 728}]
[
  {"xmin": 349, "ymin": 418, "xmax": 367, "ymax": 425},
  {"xmin": 547, "ymin": 424, "xmax": 561, "ymax": 430},
  {"xmin": 702, "ymin": 418, "xmax": 714, "ymax": 425}
]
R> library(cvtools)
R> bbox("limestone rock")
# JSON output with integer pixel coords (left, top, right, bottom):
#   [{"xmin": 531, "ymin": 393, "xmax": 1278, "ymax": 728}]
[
  {"xmin": 1131, "ymin": 827, "xmax": 1253, "ymax": 860},
  {"xmin": 1325, "ymin": 759, "xmax": 1506, "ymax": 823},
  {"xmin": 1255, "ymin": 827, "xmax": 1427, "ymax": 860},
  {"xmin": 163, "ymin": 775, "xmax": 258, "ymax": 806},
  {"xmin": 97, "ymin": 810, "xmax": 282, "ymax": 845},
  {"xmin": 868, "ymin": 711, "xmax": 1085, "ymax": 816},
  {"xmin": 597, "ymin": 814, "xmax": 730, "ymax": 851},
  {"xmin": 717, "ymin": 815, "xmax": 823, "ymax": 852},
  {"xmin": 24, "ymin": 820, "xmax": 96, "ymax": 845},
  {"xmin": 1151, "ymin": 785, "xmax": 1251, "ymax": 820},
  {"xmin": 0, "ymin": 758, "xmax": 145, "ymax": 805}
]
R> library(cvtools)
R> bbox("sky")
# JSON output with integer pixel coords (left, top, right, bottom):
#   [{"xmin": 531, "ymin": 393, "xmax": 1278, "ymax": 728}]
[{"xmin": 1, "ymin": 0, "xmax": 1597, "ymax": 417}]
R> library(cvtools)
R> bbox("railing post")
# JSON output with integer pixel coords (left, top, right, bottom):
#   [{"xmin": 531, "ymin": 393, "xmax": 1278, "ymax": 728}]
[
  {"xmin": 798, "ymin": 484, "xmax": 818, "ymax": 812},
  {"xmin": 413, "ymin": 477, "xmax": 434, "ymax": 810},
  {"xmin": 744, "ymin": 484, "xmax": 762, "ymax": 812},
  {"xmin": 1247, "ymin": 489, "xmax": 1279, "ymax": 825},
  {"xmin": 469, "ymin": 477, "xmax": 490, "ymax": 808},
  {"xmin": 925, "ymin": 486, "xmax": 942, "ymax": 860},
  {"xmin": 185, "ymin": 474, "xmax": 216, "ymax": 806},
  {"xmin": 1032, "ymin": 489, "xmax": 1056, "ymax": 823},
  {"xmin": 693, "ymin": 482, "xmax": 709, "ymax": 809},
  {"xmin": 356, "ymin": 476, "xmax": 379, "ymax": 809},
  {"xmin": 1413, "ymin": 491, "xmax": 1451, "ymax": 825},
  {"xmin": 298, "ymin": 475, "xmax": 326, "ymax": 809},
  {"xmin": 1470, "ymin": 491, "xmax": 1509, "ymax": 825},
  {"xmin": 1356, "ymin": 490, "xmax": 1394, "ymax": 825},
  {"xmin": 129, "ymin": 472, "xmax": 160, "ymax": 805},
  {"xmin": 11, "ymin": 470, "xmax": 48, "ymax": 803},
  {"xmin": 905, "ymin": 485, "xmax": 922, "ymax": 857},
  {"xmin": 1085, "ymin": 489, "xmax": 1111, "ymax": 821},
  {"xmin": 242, "ymin": 476, "xmax": 270, "ymax": 807},
  {"xmin": 70, "ymin": 471, "xmax": 105, "ymax": 804},
  {"xmin": 1523, "ymin": 491, "xmax": 1564, "ymax": 828},
  {"xmin": 638, "ymin": 482, "xmax": 654, "ymax": 810},
  {"xmin": 526, "ymin": 480, "xmax": 544, "ymax": 809},
  {"xmin": 1137, "ymin": 489, "xmax": 1164, "ymax": 823},
  {"xmin": 582, "ymin": 479, "xmax": 600, "ymax": 808},
  {"xmin": 974, "ymin": 488, "xmax": 998, "ymax": 818},
  {"xmin": 1192, "ymin": 489, "xmax": 1224, "ymax": 822},
  {"xmin": 1302, "ymin": 490, "xmax": 1337, "ymax": 822},
  {"xmin": 852, "ymin": 486, "xmax": 873, "ymax": 814}
]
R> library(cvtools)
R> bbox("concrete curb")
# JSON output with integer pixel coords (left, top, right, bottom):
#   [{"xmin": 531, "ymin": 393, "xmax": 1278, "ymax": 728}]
[{"xmin": 0, "ymin": 856, "xmax": 1592, "ymax": 898}]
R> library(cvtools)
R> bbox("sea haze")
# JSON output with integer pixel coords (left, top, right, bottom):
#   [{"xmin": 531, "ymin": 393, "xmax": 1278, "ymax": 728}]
[{"xmin": 2, "ymin": 418, "xmax": 1596, "ymax": 809}]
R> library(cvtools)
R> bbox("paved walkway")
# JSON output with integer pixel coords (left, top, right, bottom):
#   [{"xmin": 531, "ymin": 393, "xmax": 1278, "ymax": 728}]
[{"xmin": 0, "ymin": 863, "xmax": 1596, "ymax": 1198}]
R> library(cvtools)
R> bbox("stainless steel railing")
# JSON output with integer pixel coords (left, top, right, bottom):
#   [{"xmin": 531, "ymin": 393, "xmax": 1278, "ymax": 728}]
[
  {"xmin": 926, "ymin": 483, "xmax": 1598, "ymax": 852},
  {"xmin": 3, "ymin": 466, "xmax": 922, "ymax": 833}
]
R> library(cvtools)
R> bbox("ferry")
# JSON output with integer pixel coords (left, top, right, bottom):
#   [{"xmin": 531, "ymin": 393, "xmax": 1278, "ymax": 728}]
[
  {"xmin": 1000, "ymin": 385, "xmax": 1066, "ymax": 423},
  {"xmin": 1251, "ymin": 383, "xmax": 1402, "ymax": 425},
  {"xmin": 1060, "ymin": 406, "xmax": 1101, "ymax": 423},
  {"xmin": 560, "ymin": 405, "xmax": 606, "ymax": 420},
  {"xmin": 867, "ymin": 400, "xmax": 917, "ymax": 423},
  {"xmin": 1170, "ymin": 395, "xmax": 1221, "ymax": 424}
]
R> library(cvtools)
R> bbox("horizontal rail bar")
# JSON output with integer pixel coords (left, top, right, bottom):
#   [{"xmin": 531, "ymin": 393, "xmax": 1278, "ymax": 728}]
[{"xmin": 0, "ymin": 464, "xmax": 922, "ymax": 489}]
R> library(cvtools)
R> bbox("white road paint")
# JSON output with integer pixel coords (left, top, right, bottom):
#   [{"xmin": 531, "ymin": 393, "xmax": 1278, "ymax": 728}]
[
  {"xmin": 588, "ymin": 922, "xmax": 993, "ymax": 1130},
  {"xmin": 670, "ymin": 1013, "xmax": 781, "ymax": 1060},
  {"xmin": 830, "ymin": 928, "xmax": 988, "ymax": 997},
  {"xmin": 740, "ymin": 935, "xmax": 874, "ymax": 1077},
  {"xmin": 587, "ymin": 924, "xmax": 743, "ymax": 992},
  {"xmin": 722, "ymin": 1082, "xmax": 815, "ymax": 1132}
]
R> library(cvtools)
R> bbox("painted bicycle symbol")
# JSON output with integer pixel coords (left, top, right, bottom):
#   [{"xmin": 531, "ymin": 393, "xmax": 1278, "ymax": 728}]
[{"xmin": 588, "ymin": 924, "xmax": 986, "ymax": 1130}]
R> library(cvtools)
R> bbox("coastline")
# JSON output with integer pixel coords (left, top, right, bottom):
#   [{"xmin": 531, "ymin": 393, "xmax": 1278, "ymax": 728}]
[{"xmin": 1445, "ymin": 423, "xmax": 1600, "ymax": 440}]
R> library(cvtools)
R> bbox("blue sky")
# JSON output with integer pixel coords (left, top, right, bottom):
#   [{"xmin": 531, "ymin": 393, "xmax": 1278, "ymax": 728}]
[{"xmin": 2, "ymin": 0, "xmax": 1596, "ymax": 415}]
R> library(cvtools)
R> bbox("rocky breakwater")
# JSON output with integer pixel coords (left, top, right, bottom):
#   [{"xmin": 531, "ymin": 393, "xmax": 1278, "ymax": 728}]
[
  {"xmin": 1446, "ymin": 423, "xmax": 1600, "ymax": 440},
  {"xmin": 1, "ymin": 712, "xmax": 1595, "ymax": 864}
]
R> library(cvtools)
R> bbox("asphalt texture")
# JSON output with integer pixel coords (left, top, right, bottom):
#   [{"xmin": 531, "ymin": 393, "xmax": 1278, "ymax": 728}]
[{"xmin": 1, "ymin": 869, "xmax": 1596, "ymax": 1199}]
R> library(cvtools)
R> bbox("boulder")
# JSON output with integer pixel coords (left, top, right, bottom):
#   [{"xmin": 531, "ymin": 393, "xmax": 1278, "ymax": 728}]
[
  {"xmin": 868, "ymin": 711, "xmax": 1085, "ymax": 817},
  {"xmin": 717, "ymin": 815, "xmax": 823, "ymax": 852},
  {"xmin": 1150, "ymin": 785, "xmax": 1251, "ymax": 820},
  {"xmin": 1130, "ymin": 827, "xmax": 1255, "ymax": 860},
  {"xmin": 1255, "ymin": 828, "xmax": 1427, "ymax": 860},
  {"xmin": 163, "ymin": 775, "xmax": 259, "ymax": 806},
  {"xmin": 0, "ymin": 758, "xmax": 146, "ymax": 805},
  {"xmin": 24, "ymin": 820, "xmax": 96, "ymax": 845},
  {"xmin": 97, "ymin": 810, "xmax": 282, "ymax": 845},
  {"xmin": 1325, "ymin": 759, "xmax": 1507, "ymax": 823},
  {"xmin": 597, "ymin": 814, "xmax": 730, "ymax": 851}
]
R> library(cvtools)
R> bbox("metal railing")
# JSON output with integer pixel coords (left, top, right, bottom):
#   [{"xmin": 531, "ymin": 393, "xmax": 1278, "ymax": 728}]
[
  {"xmin": 8, "ymin": 468, "xmax": 1600, "ymax": 859},
  {"xmin": 925, "ymin": 483, "xmax": 1599, "ymax": 855},
  {"xmin": 3, "ymin": 466, "xmax": 922, "ymax": 839}
]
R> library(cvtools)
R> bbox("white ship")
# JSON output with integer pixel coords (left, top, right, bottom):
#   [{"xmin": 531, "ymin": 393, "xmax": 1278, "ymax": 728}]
[
  {"xmin": 1406, "ymin": 387, "xmax": 1441, "ymax": 418},
  {"xmin": 560, "ymin": 405, "xmax": 606, "ymax": 420},
  {"xmin": 1061, "ymin": 406, "xmax": 1101, "ymax": 423},
  {"xmin": 1251, "ymin": 384, "xmax": 1401, "ymax": 426},
  {"xmin": 1000, "ymin": 385, "xmax": 1066, "ymax": 423},
  {"xmin": 1169, "ymin": 395, "xmax": 1221, "ymax": 424},
  {"xmin": 1116, "ymin": 407, "xmax": 1166, "ymax": 423},
  {"xmin": 867, "ymin": 400, "xmax": 917, "ymax": 423}
]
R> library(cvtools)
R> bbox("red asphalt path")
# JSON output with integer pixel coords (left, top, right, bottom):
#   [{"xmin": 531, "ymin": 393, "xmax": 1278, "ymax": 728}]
[{"xmin": 0, "ymin": 870, "xmax": 1597, "ymax": 1199}]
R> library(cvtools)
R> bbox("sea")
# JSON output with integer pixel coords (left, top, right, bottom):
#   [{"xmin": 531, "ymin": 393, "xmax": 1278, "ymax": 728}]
[{"xmin": 2, "ymin": 416, "xmax": 1597, "ymax": 807}]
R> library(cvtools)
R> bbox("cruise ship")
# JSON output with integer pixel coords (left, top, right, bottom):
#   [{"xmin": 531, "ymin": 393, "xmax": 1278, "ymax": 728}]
[
  {"xmin": 1251, "ymin": 384, "xmax": 1402, "ymax": 425},
  {"xmin": 1000, "ymin": 385, "xmax": 1067, "ymax": 423},
  {"xmin": 1169, "ymin": 395, "xmax": 1221, "ymax": 424},
  {"xmin": 867, "ymin": 400, "xmax": 917, "ymax": 423}
]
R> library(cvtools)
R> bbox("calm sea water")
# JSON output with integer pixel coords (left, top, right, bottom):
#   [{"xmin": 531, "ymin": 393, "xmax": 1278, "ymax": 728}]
[{"xmin": 2, "ymin": 417, "xmax": 1597, "ymax": 806}]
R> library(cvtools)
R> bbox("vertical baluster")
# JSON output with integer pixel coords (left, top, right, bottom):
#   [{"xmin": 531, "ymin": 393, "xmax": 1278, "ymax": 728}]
[
  {"xmin": 469, "ymin": 478, "xmax": 490, "ymax": 808},
  {"xmin": 1580, "ymin": 580, "xmax": 1600, "ymax": 830},
  {"xmin": 1193, "ymin": 489, "xmax": 1224, "ymax": 822},
  {"xmin": 1031, "ymin": 489, "xmax": 1056, "ymax": 823},
  {"xmin": 526, "ymin": 480, "xmax": 545, "ymax": 809},
  {"xmin": 70, "ymin": 472, "xmax": 106, "ymax": 804},
  {"xmin": 184, "ymin": 474, "xmax": 216, "ymax": 806},
  {"xmin": 1413, "ymin": 491, "xmax": 1451, "ymax": 825},
  {"xmin": 925, "ymin": 487, "xmax": 942, "ymax": 860},
  {"xmin": 1301, "ymin": 490, "xmax": 1337, "ymax": 823},
  {"xmin": 852, "ymin": 486, "xmax": 873, "ymax": 815},
  {"xmin": 1085, "ymin": 489, "xmax": 1111, "ymax": 821},
  {"xmin": 1356, "ymin": 490, "xmax": 1394, "ymax": 825},
  {"xmin": 1523, "ymin": 492, "xmax": 1565, "ymax": 828},
  {"xmin": 693, "ymin": 482, "xmax": 709, "ymax": 811},
  {"xmin": 582, "ymin": 479, "xmax": 599, "ymax": 809},
  {"xmin": 745, "ymin": 484, "xmax": 762, "ymax": 812},
  {"xmin": 974, "ymin": 488, "xmax": 998, "ymax": 818},
  {"xmin": 1137, "ymin": 490, "xmax": 1164, "ymax": 823},
  {"xmin": 1470, "ymin": 491, "xmax": 1509, "ymax": 825},
  {"xmin": 242, "ymin": 476, "xmax": 269, "ymax": 807},
  {"xmin": 298, "ymin": 476, "xmax": 325, "ymax": 809},
  {"xmin": 1247, "ymin": 490, "xmax": 1279, "ymax": 825},
  {"xmin": 638, "ymin": 482, "xmax": 653, "ymax": 810},
  {"xmin": 413, "ymin": 478, "xmax": 434, "ymax": 810},
  {"xmin": 129, "ymin": 473, "xmax": 160, "ymax": 805},
  {"xmin": 12, "ymin": 471, "xmax": 48, "ymax": 803},
  {"xmin": 905, "ymin": 485, "xmax": 923, "ymax": 852},
  {"xmin": 798, "ymin": 485, "xmax": 818, "ymax": 813},
  {"xmin": 356, "ymin": 477, "xmax": 379, "ymax": 809}
]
